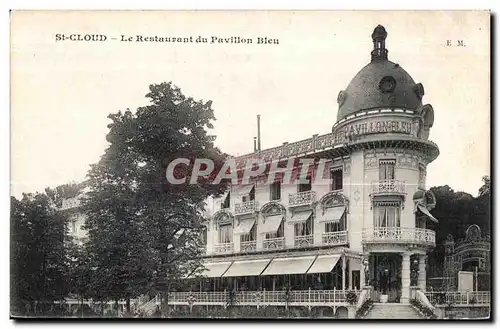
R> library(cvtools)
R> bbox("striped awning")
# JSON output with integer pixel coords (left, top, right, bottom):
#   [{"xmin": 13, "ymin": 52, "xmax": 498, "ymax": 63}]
[
  {"xmin": 417, "ymin": 204, "xmax": 438, "ymax": 223},
  {"xmin": 307, "ymin": 255, "xmax": 341, "ymax": 274},
  {"xmin": 261, "ymin": 256, "xmax": 316, "ymax": 275},
  {"xmin": 287, "ymin": 210, "xmax": 313, "ymax": 224},
  {"xmin": 233, "ymin": 218, "xmax": 256, "ymax": 235},
  {"xmin": 195, "ymin": 261, "xmax": 233, "ymax": 278},
  {"xmin": 233, "ymin": 184, "xmax": 254, "ymax": 195},
  {"xmin": 222, "ymin": 259, "xmax": 271, "ymax": 277},
  {"xmin": 259, "ymin": 214, "xmax": 283, "ymax": 234},
  {"xmin": 319, "ymin": 206, "xmax": 346, "ymax": 223}
]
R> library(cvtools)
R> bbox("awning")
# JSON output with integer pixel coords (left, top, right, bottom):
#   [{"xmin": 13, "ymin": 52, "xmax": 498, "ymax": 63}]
[
  {"xmin": 233, "ymin": 218, "xmax": 256, "ymax": 235},
  {"xmin": 319, "ymin": 206, "xmax": 346, "ymax": 223},
  {"xmin": 196, "ymin": 261, "xmax": 232, "ymax": 278},
  {"xmin": 233, "ymin": 184, "xmax": 254, "ymax": 195},
  {"xmin": 287, "ymin": 210, "xmax": 313, "ymax": 224},
  {"xmin": 307, "ymin": 255, "xmax": 341, "ymax": 274},
  {"xmin": 259, "ymin": 214, "xmax": 283, "ymax": 234},
  {"xmin": 261, "ymin": 256, "xmax": 316, "ymax": 275},
  {"xmin": 222, "ymin": 259, "xmax": 271, "ymax": 277},
  {"xmin": 417, "ymin": 203, "xmax": 439, "ymax": 223}
]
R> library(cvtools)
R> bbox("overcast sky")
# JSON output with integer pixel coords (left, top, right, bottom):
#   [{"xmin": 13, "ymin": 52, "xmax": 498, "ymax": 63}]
[{"xmin": 10, "ymin": 10, "xmax": 490, "ymax": 198}]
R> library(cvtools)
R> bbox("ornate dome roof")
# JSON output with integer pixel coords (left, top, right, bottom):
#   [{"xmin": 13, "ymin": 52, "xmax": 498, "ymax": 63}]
[{"xmin": 336, "ymin": 25, "xmax": 424, "ymax": 121}]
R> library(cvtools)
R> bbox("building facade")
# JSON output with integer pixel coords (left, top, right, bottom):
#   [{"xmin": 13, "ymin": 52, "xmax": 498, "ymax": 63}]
[{"xmin": 195, "ymin": 25, "xmax": 440, "ymax": 306}]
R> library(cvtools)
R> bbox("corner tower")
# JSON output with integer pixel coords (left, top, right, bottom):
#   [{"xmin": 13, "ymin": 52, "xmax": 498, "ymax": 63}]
[{"xmin": 333, "ymin": 25, "xmax": 440, "ymax": 304}]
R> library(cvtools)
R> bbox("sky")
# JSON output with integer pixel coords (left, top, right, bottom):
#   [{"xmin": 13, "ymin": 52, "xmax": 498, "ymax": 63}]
[{"xmin": 10, "ymin": 10, "xmax": 490, "ymax": 198}]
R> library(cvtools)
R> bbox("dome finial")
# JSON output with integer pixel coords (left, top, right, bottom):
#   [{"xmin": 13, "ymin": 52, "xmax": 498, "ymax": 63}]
[{"xmin": 371, "ymin": 25, "xmax": 388, "ymax": 61}]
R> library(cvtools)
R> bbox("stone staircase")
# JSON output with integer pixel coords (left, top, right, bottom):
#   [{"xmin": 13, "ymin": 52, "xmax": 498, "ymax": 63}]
[{"xmin": 363, "ymin": 303, "xmax": 423, "ymax": 319}]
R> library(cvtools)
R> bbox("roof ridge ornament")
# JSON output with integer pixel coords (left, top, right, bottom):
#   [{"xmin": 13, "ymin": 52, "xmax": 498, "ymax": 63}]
[{"xmin": 371, "ymin": 25, "xmax": 388, "ymax": 61}]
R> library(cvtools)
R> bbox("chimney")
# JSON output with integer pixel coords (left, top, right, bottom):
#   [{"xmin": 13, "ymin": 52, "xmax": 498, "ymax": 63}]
[{"xmin": 257, "ymin": 115, "xmax": 261, "ymax": 151}]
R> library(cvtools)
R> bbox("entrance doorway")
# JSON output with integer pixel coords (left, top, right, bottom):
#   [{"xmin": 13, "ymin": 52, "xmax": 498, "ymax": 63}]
[{"xmin": 369, "ymin": 253, "xmax": 402, "ymax": 302}]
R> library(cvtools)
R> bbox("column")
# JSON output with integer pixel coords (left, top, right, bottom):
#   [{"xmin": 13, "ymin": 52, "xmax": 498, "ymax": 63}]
[
  {"xmin": 418, "ymin": 254, "xmax": 427, "ymax": 291},
  {"xmin": 401, "ymin": 252, "xmax": 411, "ymax": 303},
  {"xmin": 342, "ymin": 254, "xmax": 346, "ymax": 290}
]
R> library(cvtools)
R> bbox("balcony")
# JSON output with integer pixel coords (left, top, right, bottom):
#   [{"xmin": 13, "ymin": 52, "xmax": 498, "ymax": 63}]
[
  {"xmin": 288, "ymin": 191, "xmax": 316, "ymax": 207},
  {"xmin": 213, "ymin": 243, "xmax": 234, "ymax": 255},
  {"xmin": 371, "ymin": 180, "xmax": 406, "ymax": 197},
  {"xmin": 294, "ymin": 235, "xmax": 313, "ymax": 248},
  {"xmin": 240, "ymin": 240, "xmax": 257, "ymax": 253},
  {"xmin": 322, "ymin": 231, "xmax": 349, "ymax": 246},
  {"xmin": 362, "ymin": 227, "xmax": 436, "ymax": 248},
  {"xmin": 263, "ymin": 237, "xmax": 285, "ymax": 250},
  {"xmin": 234, "ymin": 200, "xmax": 259, "ymax": 216}
]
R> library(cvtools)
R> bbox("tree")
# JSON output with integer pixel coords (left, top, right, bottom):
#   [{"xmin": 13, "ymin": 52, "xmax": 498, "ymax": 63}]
[
  {"xmin": 11, "ymin": 192, "xmax": 70, "ymax": 316},
  {"xmin": 83, "ymin": 82, "xmax": 228, "ymax": 317}
]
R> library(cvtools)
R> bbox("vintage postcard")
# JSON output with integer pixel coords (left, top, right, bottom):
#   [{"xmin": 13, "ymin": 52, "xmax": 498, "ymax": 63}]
[{"xmin": 10, "ymin": 10, "xmax": 491, "ymax": 320}]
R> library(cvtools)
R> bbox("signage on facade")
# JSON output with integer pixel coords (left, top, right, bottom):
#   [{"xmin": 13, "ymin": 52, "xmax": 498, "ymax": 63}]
[{"xmin": 334, "ymin": 119, "xmax": 416, "ymax": 143}]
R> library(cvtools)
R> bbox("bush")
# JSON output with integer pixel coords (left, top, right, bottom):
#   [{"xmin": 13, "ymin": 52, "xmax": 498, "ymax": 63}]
[
  {"xmin": 355, "ymin": 299, "xmax": 373, "ymax": 319},
  {"xmin": 410, "ymin": 299, "xmax": 438, "ymax": 319},
  {"xmin": 346, "ymin": 291, "xmax": 358, "ymax": 305}
]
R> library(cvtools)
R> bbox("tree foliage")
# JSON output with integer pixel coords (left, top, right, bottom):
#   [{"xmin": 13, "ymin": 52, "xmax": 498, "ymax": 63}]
[
  {"xmin": 10, "ymin": 192, "xmax": 71, "ymax": 316},
  {"xmin": 427, "ymin": 176, "xmax": 491, "ymax": 276},
  {"xmin": 82, "ymin": 82, "xmax": 228, "ymax": 314}
]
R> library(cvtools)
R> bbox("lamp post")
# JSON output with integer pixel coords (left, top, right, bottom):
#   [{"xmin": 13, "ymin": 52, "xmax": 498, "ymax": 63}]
[{"xmin": 186, "ymin": 294, "xmax": 196, "ymax": 314}]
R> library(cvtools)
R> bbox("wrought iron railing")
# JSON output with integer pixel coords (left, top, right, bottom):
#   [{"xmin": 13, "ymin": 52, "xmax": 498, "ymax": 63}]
[
  {"xmin": 167, "ymin": 289, "xmax": 360, "ymax": 306},
  {"xmin": 362, "ymin": 227, "xmax": 435, "ymax": 247},
  {"xmin": 424, "ymin": 291, "xmax": 490, "ymax": 306},
  {"xmin": 294, "ymin": 235, "xmax": 313, "ymax": 248},
  {"xmin": 263, "ymin": 237, "xmax": 285, "ymax": 250},
  {"xmin": 234, "ymin": 200, "xmax": 259, "ymax": 215},
  {"xmin": 288, "ymin": 191, "xmax": 316, "ymax": 207},
  {"xmin": 371, "ymin": 179, "xmax": 406, "ymax": 195},
  {"xmin": 240, "ymin": 240, "xmax": 257, "ymax": 252},
  {"xmin": 322, "ymin": 231, "xmax": 348, "ymax": 246},
  {"xmin": 213, "ymin": 243, "xmax": 234, "ymax": 254}
]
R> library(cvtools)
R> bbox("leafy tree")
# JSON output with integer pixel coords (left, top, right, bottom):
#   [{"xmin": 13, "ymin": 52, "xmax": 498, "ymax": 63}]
[
  {"xmin": 11, "ymin": 193, "xmax": 70, "ymax": 316},
  {"xmin": 83, "ymin": 82, "xmax": 228, "ymax": 316},
  {"xmin": 427, "ymin": 176, "xmax": 491, "ymax": 278}
]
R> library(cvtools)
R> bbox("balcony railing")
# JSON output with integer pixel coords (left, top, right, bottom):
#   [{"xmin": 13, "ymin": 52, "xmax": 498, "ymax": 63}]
[
  {"xmin": 263, "ymin": 237, "xmax": 285, "ymax": 250},
  {"xmin": 240, "ymin": 240, "xmax": 257, "ymax": 253},
  {"xmin": 166, "ymin": 289, "xmax": 359, "ymax": 307},
  {"xmin": 288, "ymin": 191, "xmax": 316, "ymax": 207},
  {"xmin": 322, "ymin": 231, "xmax": 348, "ymax": 246},
  {"xmin": 294, "ymin": 235, "xmax": 313, "ymax": 248},
  {"xmin": 371, "ymin": 179, "xmax": 406, "ymax": 196},
  {"xmin": 213, "ymin": 243, "xmax": 234, "ymax": 255},
  {"xmin": 234, "ymin": 200, "xmax": 259, "ymax": 215},
  {"xmin": 425, "ymin": 291, "xmax": 490, "ymax": 306},
  {"xmin": 362, "ymin": 227, "xmax": 435, "ymax": 247}
]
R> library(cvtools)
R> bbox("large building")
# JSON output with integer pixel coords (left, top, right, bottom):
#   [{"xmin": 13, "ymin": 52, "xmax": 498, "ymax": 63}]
[{"xmin": 194, "ymin": 25, "xmax": 440, "ymax": 308}]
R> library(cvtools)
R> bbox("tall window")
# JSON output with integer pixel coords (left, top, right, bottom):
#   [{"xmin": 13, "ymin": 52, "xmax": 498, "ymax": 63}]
[
  {"xmin": 325, "ymin": 213, "xmax": 347, "ymax": 232},
  {"xmin": 379, "ymin": 159, "xmax": 396, "ymax": 180},
  {"xmin": 222, "ymin": 192, "xmax": 231, "ymax": 209},
  {"xmin": 241, "ymin": 223, "xmax": 257, "ymax": 242},
  {"xmin": 330, "ymin": 168, "xmax": 343, "ymax": 191},
  {"xmin": 294, "ymin": 217, "xmax": 312, "ymax": 236},
  {"xmin": 374, "ymin": 203, "xmax": 401, "ymax": 227},
  {"xmin": 298, "ymin": 175, "xmax": 312, "ymax": 192},
  {"xmin": 71, "ymin": 220, "xmax": 77, "ymax": 233},
  {"xmin": 266, "ymin": 221, "xmax": 284, "ymax": 239},
  {"xmin": 270, "ymin": 181, "xmax": 281, "ymax": 201},
  {"xmin": 218, "ymin": 223, "xmax": 233, "ymax": 244}
]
